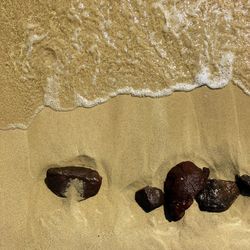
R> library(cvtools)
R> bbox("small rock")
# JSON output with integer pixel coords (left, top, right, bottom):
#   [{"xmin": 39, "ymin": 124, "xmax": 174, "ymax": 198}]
[
  {"xmin": 45, "ymin": 166, "xmax": 102, "ymax": 200},
  {"xmin": 196, "ymin": 179, "xmax": 239, "ymax": 212},
  {"xmin": 164, "ymin": 161, "xmax": 210, "ymax": 221},
  {"xmin": 135, "ymin": 186, "xmax": 164, "ymax": 213},
  {"xmin": 235, "ymin": 174, "xmax": 250, "ymax": 196}
]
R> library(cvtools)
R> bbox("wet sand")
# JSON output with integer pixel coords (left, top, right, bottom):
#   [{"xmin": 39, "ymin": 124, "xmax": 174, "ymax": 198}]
[
  {"xmin": 0, "ymin": 0, "xmax": 249, "ymax": 129},
  {"xmin": 1, "ymin": 84, "xmax": 250, "ymax": 250}
]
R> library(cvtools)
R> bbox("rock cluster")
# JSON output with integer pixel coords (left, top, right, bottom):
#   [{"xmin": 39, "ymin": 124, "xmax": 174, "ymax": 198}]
[
  {"xmin": 135, "ymin": 161, "xmax": 249, "ymax": 222},
  {"xmin": 44, "ymin": 160, "xmax": 249, "ymax": 220}
]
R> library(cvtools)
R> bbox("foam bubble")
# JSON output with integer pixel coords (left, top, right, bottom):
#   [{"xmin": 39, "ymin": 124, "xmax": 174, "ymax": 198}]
[{"xmin": 44, "ymin": 76, "xmax": 61, "ymax": 109}]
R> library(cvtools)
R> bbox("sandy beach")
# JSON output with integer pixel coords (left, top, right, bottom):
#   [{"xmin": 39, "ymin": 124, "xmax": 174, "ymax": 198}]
[{"xmin": 1, "ymin": 0, "xmax": 250, "ymax": 249}]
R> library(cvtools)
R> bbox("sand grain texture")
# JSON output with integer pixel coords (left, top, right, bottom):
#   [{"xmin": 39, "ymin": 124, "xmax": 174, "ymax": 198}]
[
  {"xmin": 1, "ymin": 85, "xmax": 250, "ymax": 250},
  {"xmin": 0, "ymin": 0, "xmax": 250, "ymax": 249},
  {"xmin": 0, "ymin": 0, "xmax": 249, "ymax": 129}
]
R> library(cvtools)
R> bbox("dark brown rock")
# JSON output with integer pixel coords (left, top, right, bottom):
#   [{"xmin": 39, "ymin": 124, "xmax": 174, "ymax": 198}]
[
  {"xmin": 45, "ymin": 166, "xmax": 102, "ymax": 200},
  {"xmin": 196, "ymin": 179, "xmax": 239, "ymax": 212},
  {"xmin": 235, "ymin": 175, "xmax": 250, "ymax": 196},
  {"xmin": 164, "ymin": 161, "xmax": 210, "ymax": 221},
  {"xmin": 135, "ymin": 186, "xmax": 164, "ymax": 213}
]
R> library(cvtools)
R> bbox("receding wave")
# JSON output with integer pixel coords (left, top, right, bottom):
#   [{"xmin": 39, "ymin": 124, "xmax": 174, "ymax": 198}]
[{"xmin": 0, "ymin": 0, "xmax": 249, "ymax": 129}]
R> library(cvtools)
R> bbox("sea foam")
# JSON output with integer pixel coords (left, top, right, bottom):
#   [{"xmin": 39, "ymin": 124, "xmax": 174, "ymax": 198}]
[
  {"xmin": 4, "ymin": 51, "xmax": 237, "ymax": 130},
  {"xmin": 1, "ymin": 0, "xmax": 249, "ymax": 130}
]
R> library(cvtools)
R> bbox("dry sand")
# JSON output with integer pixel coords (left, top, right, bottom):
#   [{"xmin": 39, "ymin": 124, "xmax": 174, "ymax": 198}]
[{"xmin": 1, "ymin": 84, "xmax": 250, "ymax": 250}]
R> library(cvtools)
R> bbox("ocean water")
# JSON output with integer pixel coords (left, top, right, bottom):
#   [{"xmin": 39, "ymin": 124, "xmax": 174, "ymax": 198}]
[{"xmin": 0, "ymin": 0, "xmax": 249, "ymax": 129}]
